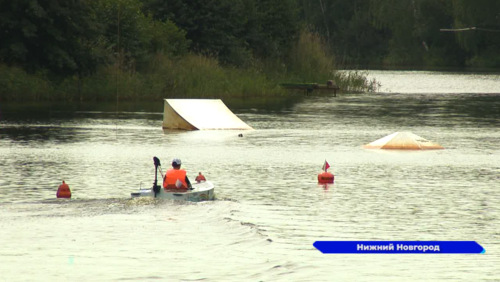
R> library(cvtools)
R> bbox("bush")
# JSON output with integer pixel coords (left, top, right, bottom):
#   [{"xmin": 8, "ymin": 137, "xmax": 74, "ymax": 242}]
[{"xmin": 0, "ymin": 65, "xmax": 52, "ymax": 101}]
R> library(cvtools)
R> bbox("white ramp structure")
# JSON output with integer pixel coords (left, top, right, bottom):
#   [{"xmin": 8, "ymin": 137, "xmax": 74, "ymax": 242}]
[
  {"xmin": 162, "ymin": 99, "xmax": 253, "ymax": 130},
  {"xmin": 363, "ymin": 132, "xmax": 444, "ymax": 150}
]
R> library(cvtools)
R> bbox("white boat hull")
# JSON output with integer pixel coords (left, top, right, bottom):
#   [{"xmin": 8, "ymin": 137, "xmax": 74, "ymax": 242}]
[{"xmin": 131, "ymin": 181, "xmax": 215, "ymax": 202}]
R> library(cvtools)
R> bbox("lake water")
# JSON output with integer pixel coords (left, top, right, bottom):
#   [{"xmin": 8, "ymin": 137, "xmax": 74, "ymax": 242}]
[{"xmin": 1, "ymin": 70, "xmax": 499, "ymax": 281}]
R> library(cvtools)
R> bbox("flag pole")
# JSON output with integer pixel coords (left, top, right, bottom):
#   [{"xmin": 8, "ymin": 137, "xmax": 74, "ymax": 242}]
[{"xmin": 323, "ymin": 160, "xmax": 330, "ymax": 172}]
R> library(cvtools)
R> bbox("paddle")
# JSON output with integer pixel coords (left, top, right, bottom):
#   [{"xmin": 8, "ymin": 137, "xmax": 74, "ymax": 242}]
[
  {"xmin": 153, "ymin": 156, "xmax": 164, "ymax": 178},
  {"xmin": 152, "ymin": 157, "xmax": 163, "ymax": 197}
]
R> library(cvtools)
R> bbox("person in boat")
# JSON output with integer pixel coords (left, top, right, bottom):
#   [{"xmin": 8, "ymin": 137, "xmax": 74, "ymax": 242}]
[
  {"xmin": 195, "ymin": 172, "xmax": 206, "ymax": 183},
  {"xmin": 163, "ymin": 158, "xmax": 192, "ymax": 191}
]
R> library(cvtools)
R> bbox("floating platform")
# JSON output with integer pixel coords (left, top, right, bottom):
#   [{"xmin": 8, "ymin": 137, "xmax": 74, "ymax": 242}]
[
  {"xmin": 162, "ymin": 99, "xmax": 253, "ymax": 130},
  {"xmin": 363, "ymin": 132, "xmax": 444, "ymax": 150},
  {"xmin": 281, "ymin": 81, "xmax": 340, "ymax": 95}
]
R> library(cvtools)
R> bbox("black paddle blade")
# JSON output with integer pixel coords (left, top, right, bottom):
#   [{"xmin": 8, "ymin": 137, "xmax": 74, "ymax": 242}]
[
  {"xmin": 153, "ymin": 184, "xmax": 160, "ymax": 195},
  {"xmin": 153, "ymin": 156, "xmax": 161, "ymax": 167}
]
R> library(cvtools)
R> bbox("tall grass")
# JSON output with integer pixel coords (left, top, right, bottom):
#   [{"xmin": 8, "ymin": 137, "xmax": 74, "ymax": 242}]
[
  {"xmin": 334, "ymin": 71, "xmax": 381, "ymax": 93},
  {"xmin": 286, "ymin": 30, "xmax": 335, "ymax": 82},
  {"xmin": 0, "ymin": 65, "xmax": 52, "ymax": 101},
  {"xmin": 275, "ymin": 30, "xmax": 380, "ymax": 93},
  {"xmin": 147, "ymin": 53, "xmax": 283, "ymax": 99},
  {"xmin": 0, "ymin": 30, "xmax": 379, "ymax": 102},
  {"xmin": 53, "ymin": 53, "xmax": 287, "ymax": 101}
]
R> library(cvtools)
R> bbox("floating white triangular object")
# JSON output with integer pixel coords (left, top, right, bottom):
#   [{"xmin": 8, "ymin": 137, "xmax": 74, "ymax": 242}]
[
  {"xmin": 364, "ymin": 132, "xmax": 444, "ymax": 150},
  {"xmin": 162, "ymin": 99, "xmax": 253, "ymax": 130}
]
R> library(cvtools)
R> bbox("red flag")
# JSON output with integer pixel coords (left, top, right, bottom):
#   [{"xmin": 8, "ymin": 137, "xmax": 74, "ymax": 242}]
[{"xmin": 322, "ymin": 160, "xmax": 330, "ymax": 172}]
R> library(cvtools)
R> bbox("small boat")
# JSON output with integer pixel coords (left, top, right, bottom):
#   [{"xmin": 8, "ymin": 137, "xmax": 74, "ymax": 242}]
[
  {"xmin": 131, "ymin": 156, "xmax": 215, "ymax": 202},
  {"xmin": 131, "ymin": 180, "xmax": 215, "ymax": 201}
]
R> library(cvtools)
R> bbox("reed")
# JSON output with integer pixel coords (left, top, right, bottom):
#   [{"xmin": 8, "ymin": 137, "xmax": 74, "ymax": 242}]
[
  {"xmin": 0, "ymin": 65, "xmax": 52, "ymax": 101},
  {"xmin": 334, "ymin": 71, "xmax": 381, "ymax": 93},
  {"xmin": 1, "ymin": 33, "xmax": 378, "ymax": 102},
  {"xmin": 286, "ymin": 30, "xmax": 335, "ymax": 83},
  {"xmin": 276, "ymin": 30, "xmax": 380, "ymax": 93},
  {"xmin": 144, "ymin": 53, "xmax": 284, "ymax": 99}
]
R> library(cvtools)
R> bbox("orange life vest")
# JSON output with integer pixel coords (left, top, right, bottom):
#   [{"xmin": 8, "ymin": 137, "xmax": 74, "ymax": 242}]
[
  {"xmin": 195, "ymin": 174, "xmax": 206, "ymax": 182},
  {"xmin": 57, "ymin": 182, "xmax": 71, "ymax": 198},
  {"xmin": 163, "ymin": 169, "xmax": 188, "ymax": 190}
]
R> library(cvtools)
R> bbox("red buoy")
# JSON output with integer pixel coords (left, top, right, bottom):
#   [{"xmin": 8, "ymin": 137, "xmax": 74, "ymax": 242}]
[
  {"xmin": 318, "ymin": 160, "xmax": 334, "ymax": 184},
  {"xmin": 318, "ymin": 172, "xmax": 334, "ymax": 184},
  {"xmin": 57, "ymin": 181, "xmax": 72, "ymax": 198}
]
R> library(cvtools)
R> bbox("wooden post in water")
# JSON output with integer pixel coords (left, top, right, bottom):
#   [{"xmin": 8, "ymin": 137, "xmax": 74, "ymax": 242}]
[{"xmin": 327, "ymin": 80, "xmax": 337, "ymax": 97}]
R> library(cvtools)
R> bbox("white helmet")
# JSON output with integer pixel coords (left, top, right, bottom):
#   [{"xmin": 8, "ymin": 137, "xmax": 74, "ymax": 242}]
[{"xmin": 172, "ymin": 158, "xmax": 182, "ymax": 166}]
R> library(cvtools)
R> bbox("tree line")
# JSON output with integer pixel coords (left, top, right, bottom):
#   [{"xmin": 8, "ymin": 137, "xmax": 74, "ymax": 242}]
[
  {"xmin": 1, "ymin": 0, "xmax": 497, "ymax": 101},
  {"xmin": 0, "ymin": 0, "xmax": 304, "ymax": 78},
  {"xmin": 302, "ymin": 0, "xmax": 500, "ymax": 67}
]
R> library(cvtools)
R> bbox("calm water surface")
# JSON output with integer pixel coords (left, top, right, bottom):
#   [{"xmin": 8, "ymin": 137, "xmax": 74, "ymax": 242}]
[{"xmin": 1, "ymin": 71, "xmax": 499, "ymax": 281}]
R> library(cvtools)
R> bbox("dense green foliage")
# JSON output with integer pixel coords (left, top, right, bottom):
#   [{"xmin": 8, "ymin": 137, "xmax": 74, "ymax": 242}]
[
  {"xmin": 300, "ymin": 0, "xmax": 500, "ymax": 67},
  {"xmin": 0, "ymin": 0, "xmax": 102, "ymax": 75},
  {"xmin": 142, "ymin": 0, "xmax": 300, "ymax": 65},
  {"xmin": 1, "ymin": 0, "xmax": 498, "ymax": 101}
]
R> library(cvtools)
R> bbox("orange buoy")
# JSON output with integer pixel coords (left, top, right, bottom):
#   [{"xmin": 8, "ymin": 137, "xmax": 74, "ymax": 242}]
[
  {"xmin": 318, "ymin": 172, "xmax": 334, "ymax": 184},
  {"xmin": 318, "ymin": 160, "xmax": 334, "ymax": 184},
  {"xmin": 57, "ymin": 181, "xmax": 71, "ymax": 198}
]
